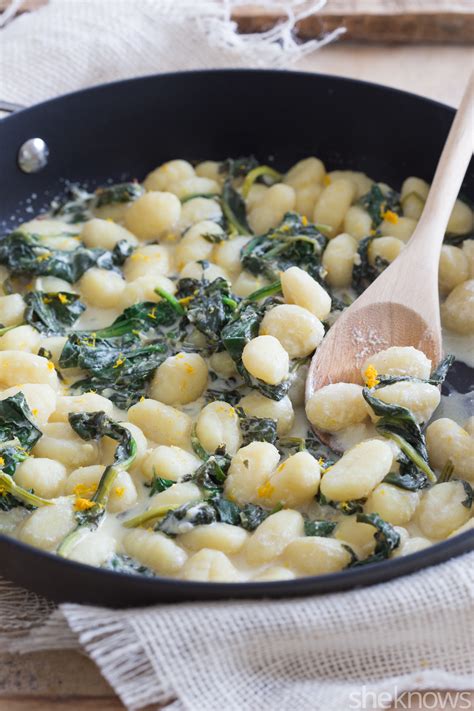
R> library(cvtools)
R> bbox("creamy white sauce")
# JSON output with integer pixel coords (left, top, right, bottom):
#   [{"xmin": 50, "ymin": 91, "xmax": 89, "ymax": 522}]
[{"xmin": 1, "ymin": 171, "xmax": 473, "ymax": 583}]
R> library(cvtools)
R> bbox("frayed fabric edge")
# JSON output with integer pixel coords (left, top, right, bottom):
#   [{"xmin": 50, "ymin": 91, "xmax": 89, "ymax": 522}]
[{"xmin": 196, "ymin": 0, "xmax": 346, "ymax": 68}]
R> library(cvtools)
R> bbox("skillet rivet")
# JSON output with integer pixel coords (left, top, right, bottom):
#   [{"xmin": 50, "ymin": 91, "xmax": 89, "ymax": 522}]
[{"xmin": 17, "ymin": 137, "xmax": 49, "ymax": 174}]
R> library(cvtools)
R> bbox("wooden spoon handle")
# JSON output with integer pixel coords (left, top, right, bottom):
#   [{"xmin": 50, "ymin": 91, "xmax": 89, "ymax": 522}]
[{"xmin": 411, "ymin": 73, "xmax": 474, "ymax": 253}]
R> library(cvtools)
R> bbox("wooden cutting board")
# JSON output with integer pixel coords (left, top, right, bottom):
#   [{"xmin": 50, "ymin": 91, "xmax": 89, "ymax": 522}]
[
  {"xmin": 233, "ymin": 1, "xmax": 474, "ymax": 43},
  {"xmin": 1, "ymin": 0, "xmax": 473, "ymax": 43}
]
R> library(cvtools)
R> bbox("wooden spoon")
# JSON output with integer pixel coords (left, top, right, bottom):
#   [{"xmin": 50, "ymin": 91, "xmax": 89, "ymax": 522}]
[{"xmin": 306, "ymin": 75, "xmax": 474, "ymax": 425}]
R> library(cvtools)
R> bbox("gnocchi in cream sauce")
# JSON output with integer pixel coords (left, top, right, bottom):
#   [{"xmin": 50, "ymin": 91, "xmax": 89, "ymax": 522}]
[{"xmin": 0, "ymin": 155, "xmax": 472, "ymax": 583}]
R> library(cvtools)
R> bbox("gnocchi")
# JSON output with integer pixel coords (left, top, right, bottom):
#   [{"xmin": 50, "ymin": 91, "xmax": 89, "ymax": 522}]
[{"xmin": 1, "ymin": 155, "xmax": 471, "ymax": 585}]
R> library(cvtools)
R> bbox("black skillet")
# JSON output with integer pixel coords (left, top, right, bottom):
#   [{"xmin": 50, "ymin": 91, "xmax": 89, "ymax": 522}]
[{"xmin": 0, "ymin": 70, "xmax": 472, "ymax": 606}]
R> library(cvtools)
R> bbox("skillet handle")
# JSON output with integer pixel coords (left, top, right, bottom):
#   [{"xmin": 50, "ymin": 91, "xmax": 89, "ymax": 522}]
[{"xmin": 0, "ymin": 100, "xmax": 25, "ymax": 113}]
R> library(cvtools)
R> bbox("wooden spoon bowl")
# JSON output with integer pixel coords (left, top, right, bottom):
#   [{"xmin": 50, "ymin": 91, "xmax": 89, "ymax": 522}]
[
  {"xmin": 308, "ymin": 300, "xmax": 442, "ymax": 392},
  {"xmin": 306, "ymin": 74, "xmax": 474, "ymax": 441}
]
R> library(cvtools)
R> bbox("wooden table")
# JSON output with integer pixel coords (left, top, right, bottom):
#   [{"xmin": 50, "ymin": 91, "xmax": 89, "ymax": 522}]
[{"xmin": 0, "ymin": 8, "xmax": 473, "ymax": 707}]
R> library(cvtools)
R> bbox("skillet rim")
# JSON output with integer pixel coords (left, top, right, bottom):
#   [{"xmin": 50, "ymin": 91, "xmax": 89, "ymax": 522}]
[
  {"xmin": 0, "ymin": 66, "xmax": 462, "ymax": 130},
  {"xmin": 0, "ymin": 68, "xmax": 472, "ymax": 603},
  {"xmin": 0, "ymin": 526, "xmax": 473, "ymax": 604}
]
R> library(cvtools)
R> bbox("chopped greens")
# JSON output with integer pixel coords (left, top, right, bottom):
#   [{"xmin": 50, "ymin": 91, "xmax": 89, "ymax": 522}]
[
  {"xmin": 352, "ymin": 513, "xmax": 401, "ymax": 564},
  {"xmin": 363, "ymin": 387, "xmax": 436, "ymax": 483},
  {"xmin": 242, "ymin": 165, "xmax": 282, "ymax": 198},
  {"xmin": 239, "ymin": 502, "xmax": 276, "ymax": 531},
  {"xmin": 129, "ymin": 494, "xmax": 277, "ymax": 536},
  {"xmin": 444, "ymin": 232, "xmax": 473, "ymax": 246},
  {"xmin": 0, "ymin": 394, "xmax": 45, "ymax": 510},
  {"xmin": 221, "ymin": 300, "xmax": 266, "ymax": 363},
  {"xmin": 177, "ymin": 277, "xmax": 237, "ymax": 351},
  {"xmin": 221, "ymin": 179, "xmax": 251, "ymax": 235},
  {"xmin": 221, "ymin": 295, "xmax": 298, "ymax": 401},
  {"xmin": 383, "ymin": 464, "xmax": 430, "ymax": 492},
  {"xmin": 60, "ymin": 336, "xmax": 169, "ymax": 409},
  {"xmin": 317, "ymin": 492, "xmax": 365, "ymax": 516},
  {"xmin": 219, "ymin": 156, "xmax": 259, "ymax": 179},
  {"xmin": 237, "ymin": 409, "xmax": 278, "ymax": 446},
  {"xmin": 57, "ymin": 412, "xmax": 137, "ymax": 557},
  {"xmin": 193, "ymin": 455, "xmax": 230, "ymax": 491},
  {"xmin": 24, "ymin": 291, "xmax": 85, "ymax": 335},
  {"xmin": 241, "ymin": 212, "xmax": 327, "ymax": 283},
  {"xmin": 103, "ymin": 553, "xmax": 156, "ymax": 577},
  {"xmin": 357, "ymin": 184, "xmax": 401, "ymax": 228},
  {"xmin": 190, "ymin": 426, "xmax": 231, "ymax": 491},
  {"xmin": 94, "ymin": 182, "xmax": 144, "ymax": 207},
  {"xmin": 352, "ymin": 235, "xmax": 387, "ymax": 294},
  {"xmin": 0, "ymin": 231, "xmax": 132, "ymax": 283},
  {"xmin": 59, "ymin": 298, "xmax": 182, "ymax": 408},
  {"xmin": 157, "ymin": 501, "xmax": 217, "ymax": 536},
  {"xmin": 147, "ymin": 475, "xmax": 176, "ymax": 496},
  {"xmin": 51, "ymin": 185, "xmax": 93, "ymax": 223},
  {"xmin": 461, "ymin": 480, "xmax": 473, "ymax": 509},
  {"xmin": 304, "ymin": 519, "xmax": 337, "ymax": 537},
  {"xmin": 429, "ymin": 354, "xmax": 456, "ymax": 386}
]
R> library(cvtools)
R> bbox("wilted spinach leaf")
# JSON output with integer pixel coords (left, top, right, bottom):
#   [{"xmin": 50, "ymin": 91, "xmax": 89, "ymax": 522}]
[
  {"xmin": 59, "ymin": 298, "xmax": 183, "ymax": 408},
  {"xmin": 58, "ymin": 412, "xmax": 137, "ymax": 556},
  {"xmin": 103, "ymin": 553, "xmax": 156, "ymax": 577},
  {"xmin": 61, "ymin": 335, "xmax": 169, "ymax": 409},
  {"xmin": 222, "ymin": 300, "xmax": 265, "ymax": 362},
  {"xmin": 94, "ymin": 182, "xmax": 144, "ymax": 207},
  {"xmin": 221, "ymin": 179, "xmax": 251, "ymax": 235},
  {"xmin": 177, "ymin": 277, "xmax": 237, "ymax": 351},
  {"xmin": 0, "ymin": 393, "xmax": 46, "ymax": 510},
  {"xmin": 239, "ymin": 503, "xmax": 273, "ymax": 531},
  {"xmin": 363, "ymin": 387, "xmax": 436, "ymax": 483},
  {"xmin": 69, "ymin": 411, "xmax": 136, "ymax": 467},
  {"xmin": 190, "ymin": 426, "xmax": 231, "ymax": 490},
  {"xmin": 443, "ymin": 233, "xmax": 473, "ymax": 246},
  {"xmin": 241, "ymin": 212, "xmax": 327, "ymax": 283},
  {"xmin": 219, "ymin": 156, "xmax": 259, "ymax": 179},
  {"xmin": 352, "ymin": 236, "xmax": 389, "ymax": 294},
  {"xmin": 0, "ymin": 231, "xmax": 132, "ymax": 283},
  {"xmin": 317, "ymin": 491, "xmax": 365, "ymax": 516},
  {"xmin": 304, "ymin": 519, "xmax": 337, "ymax": 537},
  {"xmin": 461, "ymin": 480, "xmax": 473, "ymax": 509},
  {"xmin": 24, "ymin": 291, "xmax": 85, "ymax": 335},
  {"xmin": 237, "ymin": 408, "xmax": 278, "ymax": 446},
  {"xmin": 352, "ymin": 512, "xmax": 401, "ymax": 564},
  {"xmin": 357, "ymin": 184, "xmax": 401, "ymax": 228},
  {"xmin": 51, "ymin": 185, "xmax": 93, "ymax": 223},
  {"xmin": 147, "ymin": 475, "xmax": 175, "ymax": 496},
  {"xmin": 157, "ymin": 501, "xmax": 217, "ymax": 536},
  {"xmin": 207, "ymin": 494, "xmax": 241, "ymax": 525}
]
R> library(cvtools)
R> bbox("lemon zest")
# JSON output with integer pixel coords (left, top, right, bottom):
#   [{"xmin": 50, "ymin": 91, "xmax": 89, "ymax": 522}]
[
  {"xmin": 382, "ymin": 209, "xmax": 399, "ymax": 224},
  {"xmin": 364, "ymin": 364, "xmax": 380, "ymax": 388},
  {"xmin": 74, "ymin": 497, "xmax": 96, "ymax": 511},
  {"xmin": 257, "ymin": 481, "xmax": 275, "ymax": 498},
  {"xmin": 72, "ymin": 483, "xmax": 97, "ymax": 497}
]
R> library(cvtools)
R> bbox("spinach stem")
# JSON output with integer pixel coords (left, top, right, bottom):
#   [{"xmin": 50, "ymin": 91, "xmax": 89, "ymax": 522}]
[
  {"xmin": 154, "ymin": 286, "xmax": 185, "ymax": 315},
  {"xmin": 246, "ymin": 280, "xmax": 282, "ymax": 301},
  {"xmin": 242, "ymin": 166, "xmax": 282, "ymax": 198},
  {"xmin": 379, "ymin": 431, "xmax": 437, "ymax": 483},
  {"xmin": 0, "ymin": 323, "xmax": 23, "ymax": 337},
  {"xmin": 123, "ymin": 504, "xmax": 180, "ymax": 529},
  {"xmin": 0, "ymin": 472, "xmax": 52, "ymax": 508}
]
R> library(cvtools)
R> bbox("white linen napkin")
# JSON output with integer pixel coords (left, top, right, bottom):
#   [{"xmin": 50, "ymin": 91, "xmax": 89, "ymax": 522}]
[
  {"xmin": 0, "ymin": 2, "xmax": 472, "ymax": 710},
  {"xmin": 2, "ymin": 553, "xmax": 473, "ymax": 711}
]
